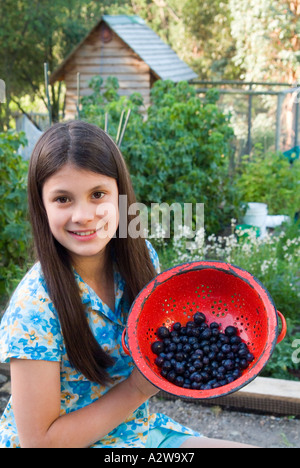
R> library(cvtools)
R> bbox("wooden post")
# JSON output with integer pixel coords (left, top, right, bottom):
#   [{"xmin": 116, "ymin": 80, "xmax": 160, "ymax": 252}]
[
  {"xmin": 275, "ymin": 93, "xmax": 284, "ymax": 152},
  {"xmin": 76, "ymin": 72, "xmax": 81, "ymax": 120},
  {"xmin": 44, "ymin": 63, "xmax": 52, "ymax": 127}
]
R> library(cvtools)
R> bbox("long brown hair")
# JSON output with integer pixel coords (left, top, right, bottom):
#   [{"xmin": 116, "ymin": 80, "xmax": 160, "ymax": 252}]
[{"xmin": 27, "ymin": 121, "xmax": 156, "ymax": 384}]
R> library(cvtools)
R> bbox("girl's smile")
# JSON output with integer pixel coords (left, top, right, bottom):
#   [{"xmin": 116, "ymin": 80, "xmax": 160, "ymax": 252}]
[
  {"xmin": 67, "ymin": 228, "xmax": 101, "ymax": 240},
  {"xmin": 42, "ymin": 163, "xmax": 119, "ymax": 263}
]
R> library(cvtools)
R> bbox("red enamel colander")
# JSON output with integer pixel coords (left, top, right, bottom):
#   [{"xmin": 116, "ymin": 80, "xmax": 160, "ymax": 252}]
[{"xmin": 122, "ymin": 261, "xmax": 287, "ymax": 399}]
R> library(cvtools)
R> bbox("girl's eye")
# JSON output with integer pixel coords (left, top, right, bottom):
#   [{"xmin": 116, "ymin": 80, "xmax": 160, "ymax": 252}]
[
  {"xmin": 55, "ymin": 196, "xmax": 69, "ymax": 204},
  {"xmin": 92, "ymin": 191, "xmax": 104, "ymax": 199}
]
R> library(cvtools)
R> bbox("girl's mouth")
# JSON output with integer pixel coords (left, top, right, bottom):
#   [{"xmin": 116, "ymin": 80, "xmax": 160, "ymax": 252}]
[
  {"xmin": 71, "ymin": 230, "xmax": 96, "ymax": 237},
  {"xmin": 67, "ymin": 229, "xmax": 100, "ymax": 240}
]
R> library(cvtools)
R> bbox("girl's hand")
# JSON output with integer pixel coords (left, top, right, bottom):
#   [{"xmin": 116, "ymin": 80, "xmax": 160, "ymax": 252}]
[{"xmin": 128, "ymin": 367, "xmax": 159, "ymax": 399}]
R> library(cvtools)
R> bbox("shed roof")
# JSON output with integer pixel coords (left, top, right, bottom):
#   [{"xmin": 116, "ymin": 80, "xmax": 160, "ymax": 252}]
[
  {"xmin": 102, "ymin": 15, "xmax": 197, "ymax": 82},
  {"xmin": 50, "ymin": 15, "xmax": 197, "ymax": 84}
]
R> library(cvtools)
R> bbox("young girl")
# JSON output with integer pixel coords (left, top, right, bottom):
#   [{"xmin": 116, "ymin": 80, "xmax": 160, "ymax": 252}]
[{"xmin": 0, "ymin": 121, "xmax": 252, "ymax": 448}]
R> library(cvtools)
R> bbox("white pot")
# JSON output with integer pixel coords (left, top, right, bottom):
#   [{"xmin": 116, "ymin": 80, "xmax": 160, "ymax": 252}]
[{"xmin": 243, "ymin": 203, "xmax": 268, "ymax": 237}]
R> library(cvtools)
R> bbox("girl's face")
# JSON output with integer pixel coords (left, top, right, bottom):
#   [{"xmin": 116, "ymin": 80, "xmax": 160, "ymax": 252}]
[{"xmin": 42, "ymin": 163, "xmax": 119, "ymax": 264}]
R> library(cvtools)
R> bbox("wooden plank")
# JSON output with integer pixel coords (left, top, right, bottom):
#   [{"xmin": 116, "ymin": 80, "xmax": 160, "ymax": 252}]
[
  {"xmin": 67, "ymin": 77, "xmax": 150, "ymax": 89},
  {"xmin": 66, "ymin": 75, "xmax": 150, "ymax": 90},
  {"xmin": 66, "ymin": 86, "xmax": 150, "ymax": 98},
  {"xmin": 74, "ymin": 56, "xmax": 146, "ymax": 67},
  {"xmin": 159, "ymin": 377, "xmax": 300, "ymax": 416},
  {"xmin": 67, "ymin": 64, "xmax": 149, "ymax": 75},
  {"xmin": 238, "ymin": 376, "xmax": 300, "ymax": 402}
]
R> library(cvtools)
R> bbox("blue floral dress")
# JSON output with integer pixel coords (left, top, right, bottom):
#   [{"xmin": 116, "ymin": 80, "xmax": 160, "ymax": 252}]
[{"xmin": 0, "ymin": 241, "xmax": 201, "ymax": 448}]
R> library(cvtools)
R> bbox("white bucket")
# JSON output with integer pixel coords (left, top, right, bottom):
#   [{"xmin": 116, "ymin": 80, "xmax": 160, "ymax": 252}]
[
  {"xmin": 243, "ymin": 203, "xmax": 268, "ymax": 237},
  {"xmin": 266, "ymin": 215, "xmax": 290, "ymax": 228}
]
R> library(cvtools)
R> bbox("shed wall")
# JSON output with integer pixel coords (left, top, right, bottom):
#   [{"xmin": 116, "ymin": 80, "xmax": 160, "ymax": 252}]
[{"xmin": 63, "ymin": 27, "xmax": 151, "ymax": 120}]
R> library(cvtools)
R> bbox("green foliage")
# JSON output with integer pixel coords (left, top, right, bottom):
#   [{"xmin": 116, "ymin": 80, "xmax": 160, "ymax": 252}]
[
  {"xmin": 229, "ymin": 0, "xmax": 300, "ymax": 82},
  {"xmin": 183, "ymin": 0, "xmax": 240, "ymax": 79},
  {"xmin": 81, "ymin": 77, "xmax": 242, "ymax": 234},
  {"xmin": 0, "ymin": 130, "xmax": 32, "ymax": 305},
  {"xmin": 234, "ymin": 146, "xmax": 300, "ymax": 217},
  {"xmin": 262, "ymin": 317, "xmax": 300, "ymax": 381}
]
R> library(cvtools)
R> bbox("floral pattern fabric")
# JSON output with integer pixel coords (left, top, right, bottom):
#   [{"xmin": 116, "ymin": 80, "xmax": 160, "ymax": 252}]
[{"xmin": 0, "ymin": 241, "xmax": 200, "ymax": 448}]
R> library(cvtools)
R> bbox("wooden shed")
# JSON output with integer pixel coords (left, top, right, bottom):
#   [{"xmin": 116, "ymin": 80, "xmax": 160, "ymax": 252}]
[{"xmin": 50, "ymin": 15, "xmax": 197, "ymax": 120}]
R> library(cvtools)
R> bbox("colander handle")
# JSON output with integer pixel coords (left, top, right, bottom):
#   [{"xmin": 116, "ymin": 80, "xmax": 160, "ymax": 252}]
[
  {"xmin": 277, "ymin": 310, "xmax": 287, "ymax": 344},
  {"xmin": 122, "ymin": 329, "xmax": 131, "ymax": 356}
]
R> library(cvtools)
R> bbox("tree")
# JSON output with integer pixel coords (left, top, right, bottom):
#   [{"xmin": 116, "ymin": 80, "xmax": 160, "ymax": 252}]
[
  {"xmin": 0, "ymin": 0, "xmax": 116, "ymax": 129},
  {"xmin": 229, "ymin": 0, "xmax": 300, "ymax": 150},
  {"xmin": 181, "ymin": 0, "xmax": 239, "ymax": 79},
  {"xmin": 229, "ymin": 0, "xmax": 300, "ymax": 83}
]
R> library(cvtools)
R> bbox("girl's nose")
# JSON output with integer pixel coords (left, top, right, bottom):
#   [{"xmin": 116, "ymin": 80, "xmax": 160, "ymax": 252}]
[{"xmin": 71, "ymin": 202, "xmax": 95, "ymax": 224}]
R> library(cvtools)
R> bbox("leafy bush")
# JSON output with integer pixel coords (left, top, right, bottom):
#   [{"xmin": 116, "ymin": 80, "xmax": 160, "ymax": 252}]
[
  {"xmin": 233, "ymin": 146, "xmax": 300, "ymax": 217},
  {"xmin": 0, "ymin": 130, "xmax": 32, "ymax": 307},
  {"xmin": 81, "ymin": 77, "xmax": 242, "ymax": 234}
]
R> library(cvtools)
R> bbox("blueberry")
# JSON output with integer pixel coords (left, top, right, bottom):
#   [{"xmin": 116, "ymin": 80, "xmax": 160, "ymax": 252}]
[
  {"xmin": 166, "ymin": 370, "xmax": 176, "ymax": 382},
  {"xmin": 201, "ymin": 384, "xmax": 212, "ymax": 390},
  {"xmin": 216, "ymin": 352, "xmax": 225, "ymax": 362},
  {"xmin": 175, "ymin": 352, "xmax": 184, "ymax": 362},
  {"xmin": 212, "ymin": 382, "xmax": 222, "ymax": 388},
  {"xmin": 221, "ymin": 344, "xmax": 231, "ymax": 354},
  {"xmin": 174, "ymin": 362, "xmax": 185, "ymax": 374},
  {"xmin": 208, "ymin": 351, "xmax": 217, "ymax": 361},
  {"xmin": 247, "ymin": 353, "xmax": 255, "ymax": 363},
  {"xmin": 168, "ymin": 342, "xmax": 177, "ymax": 352},
  {"xmin": 183, "ymin": 343, "xmax": 192, "ymax": 354},
  {"xmin": 190, "ymin": 372, "xmax": 202, "ymax": 383},
  {"xmin": 225, "ymin": 326, "xmax": 238, "ymax": 337},
  {"xmin": 191, "ymin": 381, "xmax": 201, "ymax": 389},
  {"xmin": 173, "ymin": 322, "xmax": 182, "ymax": 331},
  {"xmin": 194, "ymin": 349, "xmax": 204, "ymax": 358},
  {"xmin": 186, "ymin": 327, "xmax": 194, "ymax": 337},
  {"xmin": 166, "ymin": 352, "xmax": 174, "ymax": 360},
  {"xmin": 226, "ymin": 375, "xmax": 235, "ymax": 384},
  {"xmin": 193, "ymin": 359, "xmax": 203, "ymax": 370},
  {"xmin": 232, "ymin": 368, "xmax": 242, "ymax": 379},
  {"xmin": 210, "ymin": 322, "xmax": 220, "ymax": 329},
  {"xmin": 201, "ymin": 329, "xmax": 212, "ymax": 340},
  {"xmin": 186, "ymin": 321, "xmax": 195, "ymax": 328},
  {"xmin": 211, "ymin": 328, "xmax": 220, "ymax": 337},
  {"xmin": 174, "ymin": 375, "xmax": 184, "ymax": 387},
  {"xmin": 193, "ymin": 312, "xmax": 206, "ymax": 324},
  {"xmin": 162, "ymin": 360, "xmax": 172, "ymax": 371},
  {"xmin": 171, "ymin": 335, "xmax": 181, "ymax": 344},
  {"xmin": 155, "ymin": 356, "xmax": 164, "ymax": 367},
  {"xmin": 180, "ymin": 335, "xmax": 189, "ymax": 344},
  {"xmin": 157, "ymin": 326, "xmax": 170, "ymax": 339},
  {"xmin": 218, "ymin": 333, "xmax": 230, "ymax": 344},
  {"xmin": 200, "ymin": 371, "xmax": 210, "ymax": 382},
  {"xmin": 191, "ymin": 328, "xmax": 201, "ymax": 338},
  {"xmin": 238, "ymin": 348, "xmax": 248, "ymax": 358},
  {"xmin": 239, "ymin": 358, "xmax": 249, "ymax": 369},
  {"xmin": 151, "ymin": 341, "xmax": 164, "ymax": 355},
  {"xmin": 223, "ymin": 359, "xmax": 235, "ymax": 371},
  {"xmin": 230, "ymin": 335, "xmax": 242, "ymax": 345}
]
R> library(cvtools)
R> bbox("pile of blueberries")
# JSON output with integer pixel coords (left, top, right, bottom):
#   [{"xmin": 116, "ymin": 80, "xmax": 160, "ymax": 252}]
[{"xmin": 151, "ymin": 312, "xmax": 255, "ymax": 391}]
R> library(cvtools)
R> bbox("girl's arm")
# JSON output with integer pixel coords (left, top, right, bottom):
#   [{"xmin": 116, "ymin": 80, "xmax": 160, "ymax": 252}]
[{"xmin": 10, "ymin": 358, "xmax": 158, "ymax": 448}]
